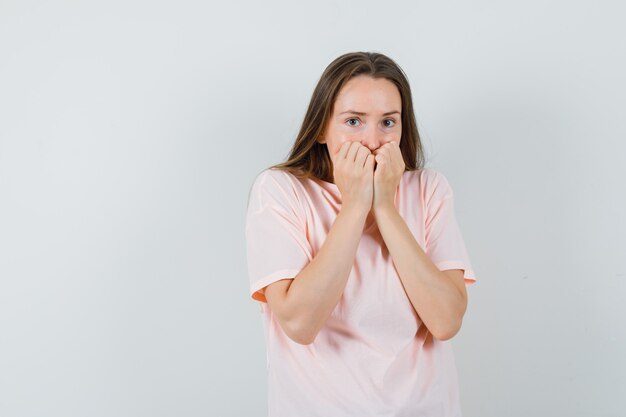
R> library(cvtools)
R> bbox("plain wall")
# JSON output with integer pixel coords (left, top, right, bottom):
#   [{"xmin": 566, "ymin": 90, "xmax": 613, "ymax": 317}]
[{"xmin": 1, "ymin": 1, "xmax": 624, "ymax": 416}]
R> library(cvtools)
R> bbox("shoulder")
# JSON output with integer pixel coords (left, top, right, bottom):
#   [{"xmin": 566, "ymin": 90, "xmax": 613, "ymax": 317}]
[
  {"xmin": 247, "ymin": 168, "xmax": 306, "ymax": 210},
  {"xmin": 405, "ymin": 167, "xmax": 454, "ymax": 203},
  {"xmin": 251, "ymin": 167, "xmax": 301, "ymax": 189}
]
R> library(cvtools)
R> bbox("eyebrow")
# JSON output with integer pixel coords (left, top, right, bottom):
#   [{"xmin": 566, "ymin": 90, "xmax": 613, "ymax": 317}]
[{"xmin": 339, "ymin": 110, "xmax": 401, "ymax": 116}]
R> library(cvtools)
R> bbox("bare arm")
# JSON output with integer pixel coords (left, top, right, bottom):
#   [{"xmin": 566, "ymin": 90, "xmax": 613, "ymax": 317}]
[
  {"xmin": 266, "ymin": 141, "xmax": 375, "ymax": 345},
  {"xmin": 374, "ymin": 204, "xmax": 467, "ymax": 340},
  {"xmin": 267, "ymin": 205, "xmax": 367, "ymax": 345}
]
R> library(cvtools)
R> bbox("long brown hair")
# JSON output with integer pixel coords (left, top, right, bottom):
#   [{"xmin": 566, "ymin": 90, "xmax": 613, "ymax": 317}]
[{"xmin": 269, "ymin": 51, "xmax": 426, "ymax": 183}]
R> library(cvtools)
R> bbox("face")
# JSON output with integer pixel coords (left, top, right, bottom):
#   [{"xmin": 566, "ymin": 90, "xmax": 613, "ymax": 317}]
[{"xmin": 318, "ymin": 75, "xmax": 402, "ymax": 165}]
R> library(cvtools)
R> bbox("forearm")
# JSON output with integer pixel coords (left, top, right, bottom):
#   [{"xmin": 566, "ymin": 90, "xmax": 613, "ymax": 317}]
[
  {"xmin": 374, "ymin": 205, "xmax": 465, "ymax": 340},
  {"xmin": 284, "ymin": 205, "xmax": 367, "ymax": 344}
]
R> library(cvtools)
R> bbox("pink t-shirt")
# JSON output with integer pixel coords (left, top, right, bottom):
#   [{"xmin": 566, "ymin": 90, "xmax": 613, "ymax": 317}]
[{"xmin": 245, "ymin": 167, "xmax": 477, "ymax": 417}]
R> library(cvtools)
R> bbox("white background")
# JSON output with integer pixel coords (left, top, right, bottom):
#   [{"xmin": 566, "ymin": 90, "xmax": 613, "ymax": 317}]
[{"xmin": 1, "ymin": 1, "xmax": 625, "ymax": 416}]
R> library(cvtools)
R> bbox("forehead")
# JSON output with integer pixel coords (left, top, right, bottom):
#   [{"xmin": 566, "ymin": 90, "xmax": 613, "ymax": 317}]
[{"xmin": 334, "ymin": 75, "xmax": 401, "ymax": 111}]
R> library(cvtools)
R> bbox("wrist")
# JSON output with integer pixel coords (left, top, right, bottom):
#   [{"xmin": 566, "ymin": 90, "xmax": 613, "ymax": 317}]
[
  {"xmin": 373, "ymin": 202, "xmax": 396, "ymax": 218},
  {"xmin": 340, "ymin": 203, "xmax": 370, "ymax": 219}
]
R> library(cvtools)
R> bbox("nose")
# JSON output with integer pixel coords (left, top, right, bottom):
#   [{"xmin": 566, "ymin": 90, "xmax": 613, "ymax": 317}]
[{"xmin": 360, "ymin": 126, "xmax": 384, "ymax": 151}]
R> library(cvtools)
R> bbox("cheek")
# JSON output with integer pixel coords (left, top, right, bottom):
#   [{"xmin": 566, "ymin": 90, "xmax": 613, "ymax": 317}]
[
  {"xmin": 390, "ymin": 125, "xmax": 402, "ymax": 139},
  {"xmin": 389, "ymin": 127, "xmax": 401, "ymax": 138},
  {"xmin": 386, "ymin": 134, "xmax": 401, "ymax": 144}
]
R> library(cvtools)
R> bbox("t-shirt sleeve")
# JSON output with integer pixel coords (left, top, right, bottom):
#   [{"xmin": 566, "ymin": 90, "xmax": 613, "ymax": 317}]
[
  {"xmin": 245, "ymin": 169, "xmax": 314, "ymax": 303},
  {"xmin": 423, "ymin": 170, "xmax": 477, "ymax": 286}
]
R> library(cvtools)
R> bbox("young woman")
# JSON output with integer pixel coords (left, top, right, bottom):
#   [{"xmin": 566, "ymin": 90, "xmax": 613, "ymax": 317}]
[{"xmin": 245, "ymin": 51, "xmax": 477, "ymax": 417}]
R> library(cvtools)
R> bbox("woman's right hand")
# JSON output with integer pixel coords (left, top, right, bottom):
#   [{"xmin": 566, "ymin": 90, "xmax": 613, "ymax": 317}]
[{"xmin": 331, "ymin": 141, "xmax": 375, "ymax": 215}]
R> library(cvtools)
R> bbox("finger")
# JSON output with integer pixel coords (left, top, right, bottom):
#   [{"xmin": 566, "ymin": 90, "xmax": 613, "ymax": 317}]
[
  {"xmin": 373, "ymin": 154, "xmax": 383, "ymax": 174},
  {"xmin": 365, "ymin": 153, "xmax": 375, "ymax": 170},
  {"xmin": 336, "ymin": 140, "xmax": 351, "ymax": 160},
  {"xmin": 386, "ymin": 141, "xmax": 398, "ymax": 167},
  {"xmin": 393, "ymin": 141, "xmax": 406, "ymax": 171},
  {"xmin": 377, "ymin": 150, "xmax": 391, "ymax": 166},
  {"xmin": 355, "ymin": 146, "xmax": 372, "ymax": 169},
  {"xmin": 346, "ymin": 141, "xmax": 362, "ymax": 163}
]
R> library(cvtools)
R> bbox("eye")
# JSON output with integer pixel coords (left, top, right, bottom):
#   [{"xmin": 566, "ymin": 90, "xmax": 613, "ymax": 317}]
[
  {"xmin": 383, "ymin": 118, "xmax": 396, "ymax": 128},
  {"xmin": 346, "ymin": 118, "xmax": 361, "ymax": 127}
]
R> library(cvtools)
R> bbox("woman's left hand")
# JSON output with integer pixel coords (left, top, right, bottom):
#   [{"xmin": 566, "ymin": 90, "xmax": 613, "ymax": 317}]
[{"xmin": 372, "ymin": 140, "xmax": 405, "ymax": 215}]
